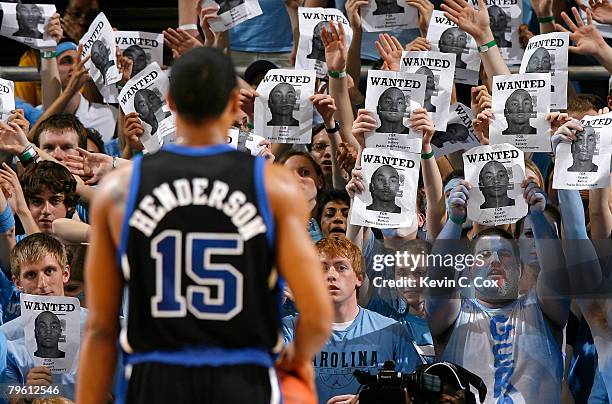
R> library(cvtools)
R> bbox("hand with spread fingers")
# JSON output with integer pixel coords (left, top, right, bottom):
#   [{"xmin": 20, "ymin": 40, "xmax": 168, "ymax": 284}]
[
  {"xmin": 555, "ymin": 7, "xmax": 609, "ymax": 57},
  {"xmin": 163, "ymin": 28, "xmax": 203, "ymax": 59},
  {"xmin": 321, "ymin": 21, "xmax": 348, "ymax": 73},
  {"xmin": 375, "ymin": 33, "xmax": 404, "ymax": 72},
  {"xmin": 441, "ymin": 0, "xmax": 492, "ymax": 43},
  {"xmin": 64, "ymin": 147, "xmax": 114, "ymax": 184},
  {"xmin": 406, "ymin": 0, "xmax": 434, "ymax": 35}
]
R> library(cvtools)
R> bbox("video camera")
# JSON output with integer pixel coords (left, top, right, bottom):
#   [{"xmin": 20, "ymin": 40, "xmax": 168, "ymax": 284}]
[{"xmin": 354, "ymin": 360, "xmax": 487, "ymax": 404}]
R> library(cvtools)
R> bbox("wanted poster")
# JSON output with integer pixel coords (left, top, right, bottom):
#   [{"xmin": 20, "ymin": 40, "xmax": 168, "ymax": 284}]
[
  {"xmin": 431, "ymin": 103, "xmax": 480, "ymax": 157},
  {"xmin": 360, "ymin": 0, "xmax": 419, "ymax": 32},
  {"xmin": 463, "ymin": 144, "xmax": 528, "ymax": 225},
  {"xmin": 254, "ymin": 69, "xmax": 315, "ymax": 144},
  {"xmin": 400, "ymin": 50, "xmax": 455, "ymax": 131},
  {"xmin": 79, "ymin": 12, "xmax": 121, "ymax": 101},
  {"xmin": 201, "ymin": 0, "xmax": 262, "ymax": 32},
  {"xmin": 350, "ymin": 148, "xmax": 420, "ymax": 228},
  {"xmin": 119, "ymin": 62, "xmax": 171, "ymax": 154},
  {"xmin": 469, "ymin": 0, "xmax": 524, "ymax": 65},
  {"xmin": 0, "ymin": 3, "xmax": 56, "ymax": 49},
  {"xmin": 552, "ymin": 113, "xmax": 612, "ymax": 190},
  {"xmin": 21, "ymin": 294, "xmax": 80, "ymax": 374},
  {"xmin": 295, "ymin": 8, "xmax": 352, "ymax": 78},
  {"xmin": 114, "ymin": 31, "xmax": 164, "ymax": 79},
  {"xmin": 489, "ymin": 73, "xmax": 551, "ymax": 152},
  {"xmin": 0, "ymin": 78, "xmax": 15, "ymax": 122},
  {"xmin": 227, "ymin": 128, "xmax": 266, "ymax": 155},
  {"xmin": 426, "ymin": 10, "xmax": 480, "ymax": 85},
  {"xmin": 364, "ymin": 70, "xmax": 426, "ymax": 153},
  {"xmin": 519, "ymin": 32, "xmax": 569, "ymax": 110}
]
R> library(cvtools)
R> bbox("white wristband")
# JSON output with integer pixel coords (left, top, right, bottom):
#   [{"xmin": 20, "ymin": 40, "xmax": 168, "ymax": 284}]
[{"xmin": 178, "ymin": 24, "xmax": 198, "ymax": 31}]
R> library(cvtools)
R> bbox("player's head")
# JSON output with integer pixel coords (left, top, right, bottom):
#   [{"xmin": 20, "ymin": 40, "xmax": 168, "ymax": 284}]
[
  {"xmin": 316, "ymin": 237, "xmax": 364, "ymax": 305},
  {"xmin": 16, "ymin": 3, "xmax": 43, "ymax": 30},
  {"xmin": 439, "ymin": 27, "xmax": 468, "ymax": 55},
  {"xmin": 377, "ymin": 87, "xmax": 407, "ymax": 124},
  {"xmin": 571, "ymin": 126, "xmax": 597, "ymax": 164},
  {"xmin": 316, "ymin": 190, "xmax": 350, "ymax": 238},
  {"xmin": 488, "ymin": 5, "xmax": 508, "ymax": 34},
  {"xmin": 370, "ymin": 165, "xmax": 400, "ymax": 203},
  {"xmin": 393, "ymin": 240, "xmax": 431, "ymax": 306},
  {"xmin": 35, "ymin": 311, "xmax": 62, "ymax": 350},
  {"xmin": 504, "ymin": 89, "xmax": 534, "ymax": 126},
  {"xmin": 10, "ymin": 233, "xmax": 70, "ymax": 296},
  {"xmin": 32, "ymin": 113, "xmax": 88, "ymax": 163},
  {"xmin": 20, "ymin": 161, "xmax": 78, "ymax": 233},
  {"xmin": 91, "ymin": 40, "xmax": 110, "ymax": 70},
  {"xmin": 526, "ymin": 47, "xmax": 552, "ymax": 73},
  {"xmin": 446, "ymin": 123, "xmax": 469, "ymax": 142},
  {"xmin": 470, "ymin": 227, "xmax": 520, "ymax": 302},
  {"xmin": 478, "ymin": 160, "xmax": 510, "ymax": 201},
  {"xmin": 415, "ymin": 66, "xmax": 436, "ymax": 92},
  {"xmin": 168, "ymin": 47, "xmax": 238, "ymax": 127},
  {"xmin": 122, "ymin": 45, "xmax": 148, "ymax": 77},
  {"xmin": 268, "ymin": 83, "xmax": 297, "ymax": 119}
]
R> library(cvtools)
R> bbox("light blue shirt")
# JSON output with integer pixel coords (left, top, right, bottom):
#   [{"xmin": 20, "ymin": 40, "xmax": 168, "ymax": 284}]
[
  {"xmin": 282, "ymin": 307, "xmax": 421, "ymax": 403},
  {"xmin": 229, "ymin": 0, "xmax": 293, "ymax": 52}
]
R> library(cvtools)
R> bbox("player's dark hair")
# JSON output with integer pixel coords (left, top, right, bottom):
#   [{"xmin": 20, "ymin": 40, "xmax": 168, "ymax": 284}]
[
  {"xmin": 315, "ymin": 190, "xmax": 350, "ymax": 225},
  {"xmin": 169, "ymin": 47, "xmax": 237, "ymax": 123},
  {"xmin": 86, "ymin": 127, "xmax": 106, "ymax": 154},
  {"xmin": 20, "ymin": 160, "xmax": 79, "ymax": 218},
  {"xmin": 32, "ymin": 114, "xmax": 88, "ymax": 149}
]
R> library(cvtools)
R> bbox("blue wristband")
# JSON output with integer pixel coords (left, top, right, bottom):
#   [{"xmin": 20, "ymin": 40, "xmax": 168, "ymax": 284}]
[{"xmin": 0, "ymin": 205, "xmax": 15, "ymax": 233}]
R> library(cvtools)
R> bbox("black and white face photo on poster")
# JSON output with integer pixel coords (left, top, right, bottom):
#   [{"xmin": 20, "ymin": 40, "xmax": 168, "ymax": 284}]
[
  {"xmin": 553, "ymin": 113, "xmax": 612, "ymax": 190},
  {"xmin": 115, "ymin": 31, "xmax": 164, "ymax": 79},
  {"xmin": 468, "ymin": 0, "xmax": 524, "ymax": 64},
  {"xmin": 360, "ymin": 0, "xmax": 418, "ymax": 32},
  {"xmin": 296, "ymin": 8, "xmax": 352, "ymax": 78},
  {"xmin": 349, "ymin": 148, "xmax": 420, "ymax": 228},
  {"xmin": 463, "ymin": 143, "xmax": 528, "ymax": 225},
  {"xmin": 0, "ymin": 2, "xmax": 56, "ymax": 49},
  {"xmin": 426, "ymin": 11, "xmax": 480, "ymax": 85},
  {"xmin": 519, "ymin": 32, "xmax": 569, "ymax": 110},
  {"xmin": 254, "ymin": 69, "xmax": 315, "ymax": 144},
  {"xmin": 21, "ymin": 294, "xmax": 81, "ymax": 374},
  {"xmin": 364, "ymin": 70, "xmax": 426, "ymax": 152},
  {"xmin": 200, "ymin": 0, "xmax": 262, "ymax": 32},
  {"xmin": 431, "ymin": 103, "xmax": 480, "ymax": 157},
  {"xmin": 119, "ymin": 62, "xmax": 171, "ymax": 153},
  {"xmin": 0, "ymin": 78, "xmax": 15, "ymax": 122},
  {"xmin": 400, "ymin": 50, "xmax": 455, "ymax": 131},
  {"xmin": 227, "ymin": 128, "xmax": 266, "ymax": 155},
  {"xmin": 80, "ymin": 12, "xmax": 121, "ymax": 99},
  {"xmin": 490, "ymin": 73, "xmax": 551, "ymax": 152}
]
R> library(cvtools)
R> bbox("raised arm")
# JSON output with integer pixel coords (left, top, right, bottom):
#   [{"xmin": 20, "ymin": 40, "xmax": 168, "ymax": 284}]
[
  {"xmin": 266, "ymin": 164, "xmax": 333, "ymax": 389},
  {"xmin": 40, "ymin": 13, "xmax": 63, "ymax": 110},
  {"xmin": 345, "ymin": 0, "xmax": 367, "ymax": 89},
  {"xmin": 589, "ymin": 183, "xmax": 612, "ymax": 240}
]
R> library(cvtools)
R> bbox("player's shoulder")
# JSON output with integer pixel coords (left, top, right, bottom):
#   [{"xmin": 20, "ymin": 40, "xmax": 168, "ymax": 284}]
[
  {"xmin": 263, "ymin": 164, "xmax": 304, "ymax": 203},
  {"xmin": 93, "ymin": 160, "xmax": 136, "ymax": 208}
]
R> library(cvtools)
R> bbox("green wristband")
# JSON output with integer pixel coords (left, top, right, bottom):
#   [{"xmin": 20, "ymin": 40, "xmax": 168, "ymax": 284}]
[
  {"xmin": 477, "ymin": 39, "xmax": 497, "ymax": 53},
  {"xmin": 328, "ymin": 70, "xmax": 347, "ymax": 79},
  {"xmin": 538, "ymin": 15, "xmax": 555, "ymax": 23},
  {"xmin": 421, "ymin": 150, "xmax": 435, "ymax": 160},
  {"xmin": 41, "ymin": 50, "xmax": 57, "ymax": 59},
  {"xmin": 246, "ymin": 122, "xmax": 254, "ymax": 129},
  {"xmin": 450, "ymin": 215, "xmax": 466, "ymax": 225}
]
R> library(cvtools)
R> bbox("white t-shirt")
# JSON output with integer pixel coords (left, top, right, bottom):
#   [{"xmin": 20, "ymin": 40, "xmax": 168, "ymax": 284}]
[{"xmin": 75, "ymin": 95, "xmax": 118, "ymax": 143}]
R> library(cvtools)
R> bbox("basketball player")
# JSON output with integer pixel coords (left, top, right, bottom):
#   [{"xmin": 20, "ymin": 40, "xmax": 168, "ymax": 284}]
[{"xmin": 76, "ymin": 47, "xmax": 333, "ymax": 403}]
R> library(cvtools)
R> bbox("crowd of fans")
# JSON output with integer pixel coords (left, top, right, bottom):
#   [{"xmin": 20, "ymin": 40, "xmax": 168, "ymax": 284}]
[{"xmin": 0, "ymin": 0, "xmax": 611, "ymax": 403}]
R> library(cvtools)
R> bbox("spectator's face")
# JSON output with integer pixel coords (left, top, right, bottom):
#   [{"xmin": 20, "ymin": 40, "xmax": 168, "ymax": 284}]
[
  {"xmin": 310, "ymin": 130, "xmax": 332, "ymax": 175},
  {"xmin": 58, "ymin": 50, "xmax": 77, "ymax": 88},
  {"xmin": 439, "ymin": 28, "xmax": 468, "ymax": 55},
  {"xmin": 479, "ymin": 161, "xmax": 509, "ymax": 200},
  {"xmin": 64, "ymin": 279, "xmax": 84, "ymax": 299},
  {"xmin": 370, "ymin": 166, "xmax": 400, "ymax": 202},
  {"xmin": 17, "ymin": 4, "xmax": 43, "ymax": 29},
  {"xmin": 35, "ymin": 312, "xmax": 62, "ymax": 348},
  {"xmin": 86, "ymin": 137, "xmax": 103, "ymax": 154},
  {"xmin": 377, "ymin": 88, "xmax": 406, "ymax": 124},
  {"xmin": 488, "ymin": 6, "xmax": 508, "ymax": 33},
  {"xmin": 394, "ymin": 262, "xmax": 426, "ymax": 306},
  {"xmin": 321, "ymin": 253, "xmax": 361, "ymax": 304},
  {"xmin": 526, "ymin": 48, "xmax": 552, "ymax": 73},
  {"xmin": 39, "ymin": 129, "xmax": 80, "ymax": 162},
  {"xmin": 472, "ymin": 236, "xmax": 519, "ymax": 300},
  {"xmin": 320, "ymin": 199, "xmax": 349, "ymax": 237},
  {"xmin": 505, "ymin": 90, "xmax": 533, "ymax": 126},
  {"xmin": 518, "ymin": 217, "xmax": 538, "ymax": 266},
  {"xmin": 572, "ymin": 127, "xmax": 597, "ymax": 163},
  {"xmin": 27, "ymin": 189, "xmax": 69, "ymax": 233},
  {"xmin": 14, "ymin": 255, "xmax": 69, "ymax": 296},
  {"xmin": 284, "ymin": 155, "xmax": 321, "ymax": 201},
  {"xmin": 63, "ymin": 0, "xmax": 100, "ymax": 41},
  {"xmin": 269, "ymin": 84, "xmax": 296, "ymax": 117}
]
